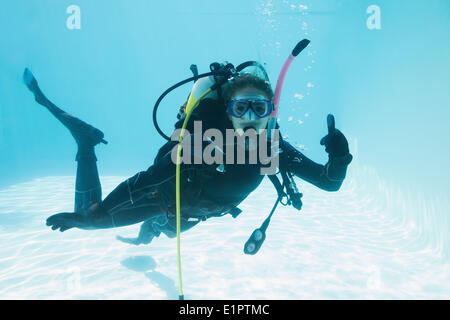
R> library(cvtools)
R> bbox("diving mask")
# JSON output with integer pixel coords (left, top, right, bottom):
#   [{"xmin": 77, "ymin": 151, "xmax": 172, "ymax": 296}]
[{"xmin": 228, "ymin": 98, "xmax": 273, "ymax": 118}]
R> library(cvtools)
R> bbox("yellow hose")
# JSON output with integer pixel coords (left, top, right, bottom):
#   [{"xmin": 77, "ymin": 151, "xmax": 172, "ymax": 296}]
[{"xmin": 175, "ymin": 88, "xmax": 212, "ymax": 299}]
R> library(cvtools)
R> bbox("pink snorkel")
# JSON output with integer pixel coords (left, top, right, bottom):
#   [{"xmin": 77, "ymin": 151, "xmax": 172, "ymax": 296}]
[{"xmin": 268, "ymin": 39, "xmax": 311, "ymax": 140}]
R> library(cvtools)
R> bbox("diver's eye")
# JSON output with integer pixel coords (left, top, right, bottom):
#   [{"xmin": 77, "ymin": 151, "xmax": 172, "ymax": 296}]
[
  {"xmin": 234, "ymin": 101, "xmax": 249, "ymax": 115},
  {"xmin": 252, "ymin": 101, "xmax": 268, "ymax": 116}
]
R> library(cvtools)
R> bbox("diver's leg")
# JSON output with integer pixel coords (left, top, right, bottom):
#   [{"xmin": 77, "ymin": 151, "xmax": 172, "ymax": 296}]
[
  {"xmin": 23, "ymin": 68, "xmax": 107, "ymax": 146},
  {"xmin": 116, "ymin": 218, "xmax": 162, "ymax": 245},
  {"xmin": 75, "ymin": 150, "xmax": 102, "ymax": 212},
  {"xmin": 23, "ymin": 68, "xmax": 106, "ymax": 211},
  {"xmin": 47, "ymin": 148, "xmax": 181, "ymax": 232},
  {"xmin": 46, "ymin": 201, "xmax": 164, "ymax": 232},
  {"xmin": 116, "ymin": 214, "xmax": 201, "ymax": 245}
]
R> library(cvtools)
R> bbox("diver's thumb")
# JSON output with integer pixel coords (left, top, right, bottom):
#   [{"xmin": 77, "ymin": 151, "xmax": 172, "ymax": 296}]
[{"xmin": 320, "ymin": 135, "xmax": 328, "ymax": 146}]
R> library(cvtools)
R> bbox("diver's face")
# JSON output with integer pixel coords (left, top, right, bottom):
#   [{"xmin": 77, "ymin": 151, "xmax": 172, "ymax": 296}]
[{"xmin": 227, "ymin": 87, "xmax": 271, "ymax": 136}]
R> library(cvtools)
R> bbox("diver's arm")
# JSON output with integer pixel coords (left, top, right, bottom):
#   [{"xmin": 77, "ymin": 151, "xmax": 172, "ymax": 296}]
[
  {"xmin": 280, "ymin": 115, "xmax": 352, "ymax": 192},
  {"xmin": 280, "ymin": 140, "xmax": 352, "ymax": 191}
]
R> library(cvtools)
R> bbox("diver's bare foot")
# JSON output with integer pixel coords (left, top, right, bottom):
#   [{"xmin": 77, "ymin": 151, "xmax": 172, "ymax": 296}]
[
  {"xmin": 46, "ymin": 212, "xmax": 88, "ymax": 232},
  {"xmin": 116, "ymin": 219, "xmax": 159, "ymax": 245},
  {"xmin": 116, "ymin": 235, "xmax": 142, "ymax": 245},
  {"xmin": 116, "ymin": 234, "xmax": 155, "ymax": 245},
  {"xmin": 22, "ymin": 68, "xmax": 108, "ymax": 146},
  {"xmin": 23, "ymin": 68, "xmax": 49, "ymax": 106}
]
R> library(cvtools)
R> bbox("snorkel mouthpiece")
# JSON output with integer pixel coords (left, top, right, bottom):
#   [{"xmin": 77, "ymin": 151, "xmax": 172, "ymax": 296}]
[
  {"xmin": 292, "ymin": 39, "xmax": 311, "ymax": 57},
  {"xmin": 268, "ymin": 39, "xmax": 311, "ymax": 139}
]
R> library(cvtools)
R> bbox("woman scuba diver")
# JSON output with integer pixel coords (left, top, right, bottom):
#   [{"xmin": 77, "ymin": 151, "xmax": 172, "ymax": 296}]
[{"xmin": 22, "ymin": 48, "xmax": 352, "ymax": 248}]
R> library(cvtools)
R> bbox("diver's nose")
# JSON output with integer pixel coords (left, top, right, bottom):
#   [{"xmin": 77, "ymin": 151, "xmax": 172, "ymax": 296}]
[{"xmin": 243, "ymin": 109, "xmax": 255, "ymax": 121}]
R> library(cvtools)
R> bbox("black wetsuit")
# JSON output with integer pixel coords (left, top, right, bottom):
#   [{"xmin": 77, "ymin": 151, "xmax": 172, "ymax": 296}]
[
  {"xmin": 26, "ymin": 70, "xmax": 352, "ymax": 238},
  {"xmin": 92, "ymin": 98, "xmax": 353, "ymax": 237}
]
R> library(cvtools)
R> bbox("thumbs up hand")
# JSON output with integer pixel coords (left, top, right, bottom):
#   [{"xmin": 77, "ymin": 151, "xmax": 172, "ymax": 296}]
[{"xmin": 320, "ymin": 114, "xmax": 350, "ymax": 157}]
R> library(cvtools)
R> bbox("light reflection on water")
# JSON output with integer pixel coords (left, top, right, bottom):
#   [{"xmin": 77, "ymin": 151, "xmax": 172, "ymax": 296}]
[{"xmin": 0, "ymin": 165, "xmax": 449, "ymax": 299}]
